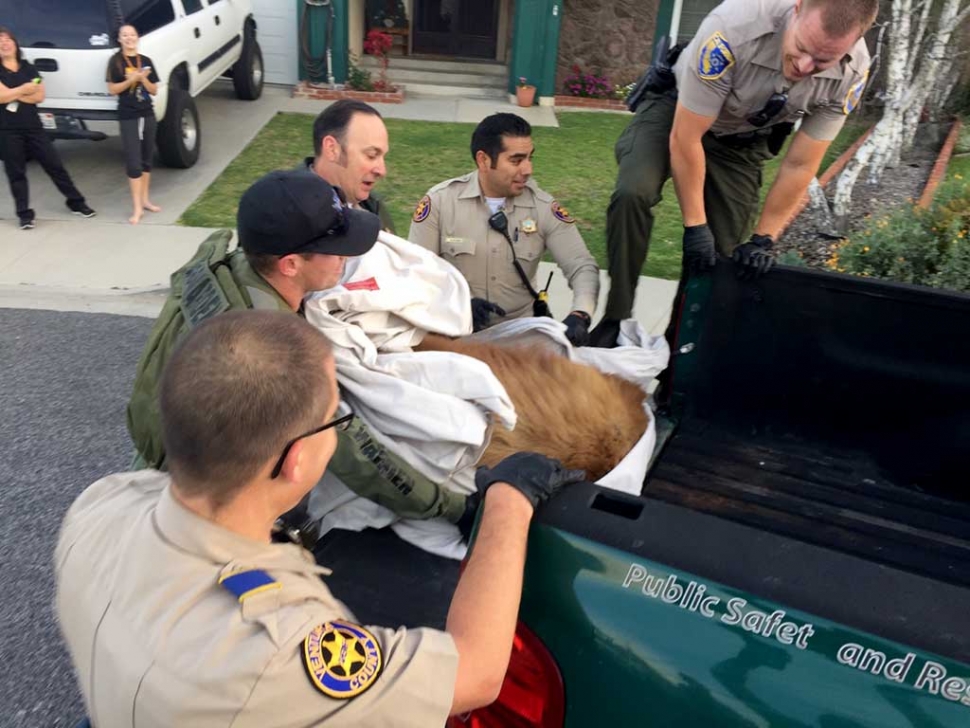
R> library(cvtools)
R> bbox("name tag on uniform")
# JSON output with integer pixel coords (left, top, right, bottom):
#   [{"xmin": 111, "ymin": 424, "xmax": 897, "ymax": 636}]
[{"xmin": 444, "ymin": 236, "xmax": 475, "ymax": 256}]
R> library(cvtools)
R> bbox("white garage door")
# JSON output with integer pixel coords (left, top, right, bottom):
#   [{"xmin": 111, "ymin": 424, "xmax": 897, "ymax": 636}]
[{"xmin": 251, "ymin": 0, "xmax": 298, "ymax": 85}]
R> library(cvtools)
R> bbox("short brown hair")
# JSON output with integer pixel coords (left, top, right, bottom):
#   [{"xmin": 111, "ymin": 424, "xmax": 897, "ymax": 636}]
[
  {"xmin": 313, "ymin": 99, "xmax": 382, "ymax": 156},
  {"xmin": 803, "ymin": 0, "xmax": 879, "ymax": 37},
  {"xmin": 160, "ymin": 310, "xmax": 334, "ymax": 505},
  {"xmin": 245, "ymin": 251, "xmax": 281, "ymax": 279},
  {"xmin": 245, "ymin": 251, "xmax": 315, "ymax": 280}
]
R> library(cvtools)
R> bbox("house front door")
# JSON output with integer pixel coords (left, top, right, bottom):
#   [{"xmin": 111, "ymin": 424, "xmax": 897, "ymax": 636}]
[{"xmin": 412, "ymin": 0, "xmax": 499, "ymax": 58}]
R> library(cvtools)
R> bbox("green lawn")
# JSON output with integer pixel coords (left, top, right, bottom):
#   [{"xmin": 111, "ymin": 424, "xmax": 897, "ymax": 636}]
[
  {"xmin": 180, "ymin": 112, "xmax": 871, "ymax": 281},
  {"xmin": 946, "ymin": 153, "xmax": 970, "ymax": 181}
]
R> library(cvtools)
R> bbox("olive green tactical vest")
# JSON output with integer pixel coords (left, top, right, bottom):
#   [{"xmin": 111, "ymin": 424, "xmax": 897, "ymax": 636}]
[
  {"xmin": 126, "ymin": 230, "xmax": 267, "ymax": 469},
  {"xmin": 126, "ymin": 229, "xmax": 468, "ymax": 524}
]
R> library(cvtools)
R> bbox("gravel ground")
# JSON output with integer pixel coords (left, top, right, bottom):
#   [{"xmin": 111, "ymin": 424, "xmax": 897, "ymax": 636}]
[
  {"xmin": 0, "ymin": 308, "xmax": 151, "ymax": 727},
  {"xmin": 0, "ymin": 307, "xmax": 457, "ymax": 727},
  {"xmin": 777, "ymin": 123, "xmax": 948, "ymax": 267}
]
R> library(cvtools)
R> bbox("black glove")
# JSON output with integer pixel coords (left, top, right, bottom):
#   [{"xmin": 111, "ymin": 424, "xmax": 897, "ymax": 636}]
[
  {"xmin": 455, "ymin": 491, "xmax": 482, "ymax": 542},
  {"xmin": 732, "ymin": 234, "xmax": 775, "ymax": 279},
  {"xmin": 562, "ymin": 311, "xmax": 591, "ymax": 347},
  {"xmin": 474, "ymin": 452, "xmax": 586, "ymax": 510},
  {"xmin": 471, "ymin": 297, "xmax": 506, "ymax": 332},
  {"xmin": 682, "ymin": 224, "xmax": 717, "ymax": 272}
]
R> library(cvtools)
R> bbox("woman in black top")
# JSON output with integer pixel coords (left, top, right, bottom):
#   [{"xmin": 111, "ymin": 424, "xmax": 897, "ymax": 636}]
[
  {"xmin": 106, "ymin": 24, "xmax": 160, "ymax": 225},
  {"xmin": 0, "ymin": 26, "xmax": 95, "ymax": 230}
]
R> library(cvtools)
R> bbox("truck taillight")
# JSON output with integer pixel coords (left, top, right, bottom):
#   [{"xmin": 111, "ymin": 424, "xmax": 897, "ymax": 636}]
[{"xmin": 448, "ymin": 621, "xmax": 565, "ymax": 728}]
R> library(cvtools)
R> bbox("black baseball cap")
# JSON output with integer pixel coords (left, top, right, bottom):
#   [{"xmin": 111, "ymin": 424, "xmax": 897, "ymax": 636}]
[{"xmin": 237, "ymin": 170, "xmax": 381, "ymax": 257}]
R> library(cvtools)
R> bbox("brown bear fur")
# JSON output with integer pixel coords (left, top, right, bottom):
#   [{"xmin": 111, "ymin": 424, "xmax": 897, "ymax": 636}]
[{"xmin": 416, "ymin": 334, "xmax": 648, "ymax": 481}]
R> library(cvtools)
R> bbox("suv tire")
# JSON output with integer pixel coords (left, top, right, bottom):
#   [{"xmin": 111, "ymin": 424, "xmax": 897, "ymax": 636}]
[
  {"xmin": 233, "ymin": 32, "xmax": 264, "ymax": 101},
  {"xmin": 157, "ymin": 85, "xmax": 201, "ymax": 168}
]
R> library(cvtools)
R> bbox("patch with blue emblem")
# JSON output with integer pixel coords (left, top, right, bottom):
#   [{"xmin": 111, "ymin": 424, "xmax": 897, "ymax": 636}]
[
  {"xmin": 412, "ymin": 195, "xmax": 431, "ymax": 223},
  {"xmin": 843, "ymin": 71, "xmax": 868, "ymax": 115},
  {"xmin": 551, "ymin": 201, "xmax": 574, "ymax": 224},
  {"xmin": 697, "ymin": 32, "xmax": 735, "ymax": 81},
  {"xmin": 218, "ymin": 569, "xmax": 280, "ymax": 602},
  {"xmin": 303, "ymin": 621, "xmax": 383, "ymax": 699}
]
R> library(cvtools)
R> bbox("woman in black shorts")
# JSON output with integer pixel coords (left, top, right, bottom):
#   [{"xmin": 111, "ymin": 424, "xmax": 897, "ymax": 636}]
[{"xmin": 106, "ymin": 24, "xmax": 159, "ymax": 225}]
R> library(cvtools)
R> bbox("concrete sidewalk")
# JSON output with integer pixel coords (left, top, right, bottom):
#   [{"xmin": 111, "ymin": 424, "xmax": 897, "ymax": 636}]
[
  {"xmin": 0, "ymin": 219, "xmax": 677, "ymax": 331},
  {"xmin": 0, "ymin": 84, "xmax": 675, "ymax": 330},
  {"xmin": 0, "ymin": 84, "xmax": 559, "ymax": 229},
  {"xmin": 279, "ymin": 93, "xmax": 560, "ymax": 127}
]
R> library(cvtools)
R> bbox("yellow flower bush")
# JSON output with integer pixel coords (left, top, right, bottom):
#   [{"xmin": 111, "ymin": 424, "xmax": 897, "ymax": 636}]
[{"xmin": 839, "ymin": 178, "xmax": 970, "ymax": 292}]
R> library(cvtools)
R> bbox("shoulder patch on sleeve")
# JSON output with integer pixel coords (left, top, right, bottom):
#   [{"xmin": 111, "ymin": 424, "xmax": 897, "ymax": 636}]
[
  {"xmin": 843, "ymin": 70, "xmax": 868, "ymax": 115},
  {"xmin": 412, "ymin": 195, "xmax": 431, "ymax": 223},
  {"xmin": 303, "ymin": 621, "xmax": 383, "ymax": 699},
  {"xmin": 551, "ymin": 200, "xmax": 575, "ymax": 224},
  {"xmin": 218, "ymin": 569, "xmax": 280, "ymax": 602},
  {"xmin": 697, "ymin": 31, "xmax": 735, "ymax": 81}
]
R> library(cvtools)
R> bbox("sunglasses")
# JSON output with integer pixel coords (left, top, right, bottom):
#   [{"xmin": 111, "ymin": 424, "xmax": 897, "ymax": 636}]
[
  {"xmin": 322, "ymin": 188, "xmax": 349, "ymax": 237},
  {"xmin": 270, "ymin": 411, "xmax": 355, "ymax": 479},
  {"xmin": 747, "ymin": 92, "xmax": 788, "ymax": 128},
  {"xmin": 293, "ymin": 188, "xmax": 349, "ymax": 252}
]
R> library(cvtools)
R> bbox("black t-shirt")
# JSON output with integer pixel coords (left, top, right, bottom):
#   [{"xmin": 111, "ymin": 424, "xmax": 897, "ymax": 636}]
[
  {"xmin": 106, "ymin": 53, "xmax": 159, "ymax": 120},
  {"xmin": 0, "ymin": 60, "xmax": 43, "ymax": 131}
]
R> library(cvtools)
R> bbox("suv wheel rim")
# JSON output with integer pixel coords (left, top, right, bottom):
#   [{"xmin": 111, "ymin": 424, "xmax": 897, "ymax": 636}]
[
  {"xmin": 252, "ymin": 55, "xmax": 263, "ymax": 87},
  {"xmin": 181, "ymin": 109, "xmax": 198, "ymax": 152}
]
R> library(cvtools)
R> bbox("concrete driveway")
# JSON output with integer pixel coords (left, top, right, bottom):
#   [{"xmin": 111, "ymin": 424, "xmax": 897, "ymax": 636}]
[{"xmin": 0, "ymin": 81, "xmax": 291, "ymax": 226}]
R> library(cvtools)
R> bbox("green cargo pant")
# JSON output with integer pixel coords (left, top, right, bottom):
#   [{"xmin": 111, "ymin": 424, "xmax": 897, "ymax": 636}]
[{"xmin": 603, "ymin": 91, "xmax": 776, "ymax": 320}]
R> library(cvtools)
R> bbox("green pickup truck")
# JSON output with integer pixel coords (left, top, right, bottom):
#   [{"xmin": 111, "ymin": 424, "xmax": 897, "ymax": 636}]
[{"xmin": 318, "ymin": 262, "xmax": 970, "ymax": 727}]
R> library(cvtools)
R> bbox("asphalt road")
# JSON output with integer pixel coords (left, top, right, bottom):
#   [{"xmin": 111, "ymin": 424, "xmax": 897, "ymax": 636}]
[
  {"xmin": 0, "ymin": 307, "xmax": 457, "ymax": 727},
  {"xmin": 1, "ymin": 308, "xmax": 151, "ymax": 727}
]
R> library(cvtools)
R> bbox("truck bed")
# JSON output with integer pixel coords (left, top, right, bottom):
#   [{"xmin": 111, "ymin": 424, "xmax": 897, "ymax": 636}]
[
  {"xmin": 527, "ymin": 263, "xmax": 970, "ymax": 667},
  {"xmin": 649, "ymin": 420, "xmax": 970, "ymax": 588}
]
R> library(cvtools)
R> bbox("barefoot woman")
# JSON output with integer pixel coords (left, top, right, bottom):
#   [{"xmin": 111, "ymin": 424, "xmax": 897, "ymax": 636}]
[{"xmin": 106, "ymin": 24, "xmax": 160, "ymax": 224}]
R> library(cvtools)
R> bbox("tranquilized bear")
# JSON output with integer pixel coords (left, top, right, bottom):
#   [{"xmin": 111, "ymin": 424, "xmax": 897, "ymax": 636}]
[{"xmin": 417, "ymin": 334, "xmax": 649, "ymax": 481}]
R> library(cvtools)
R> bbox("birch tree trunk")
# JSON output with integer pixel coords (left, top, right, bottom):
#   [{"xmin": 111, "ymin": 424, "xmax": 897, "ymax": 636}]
[
  {"xmin": 832, "ymin": 0, "xmax": 970, "ymax": 232},
  {"xmin": 929, "ymin": 55, "xmax": 958, "ymax": 119},
  {"xmin": 900, "ymin": 0, "xmax": 966, "ymax": 151},
  {"xmin": 868, "ymin": 0, "xmax": 912, "ymax": 178},
  {"xmin": 806, "ymin": 177, "xmax": 837, "ymax": 235},
  {"xmin": 832, "ymin": 0, "xmax": 911, "ymax": 228}
]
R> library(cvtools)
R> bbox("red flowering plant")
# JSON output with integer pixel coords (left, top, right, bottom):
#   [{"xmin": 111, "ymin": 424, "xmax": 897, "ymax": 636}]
[
  {"xmin": 364, "ymin": 29, "xmax": 395, "ymax": 91},
  {"xmin": 563, "ymin": 64, "xmax": 612, "ymax": 98}
]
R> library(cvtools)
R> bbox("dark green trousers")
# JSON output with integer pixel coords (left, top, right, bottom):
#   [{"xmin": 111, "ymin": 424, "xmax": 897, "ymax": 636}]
[{"xmin": 603, "ymin": 91, "xmax": 775, "ymax": 320}]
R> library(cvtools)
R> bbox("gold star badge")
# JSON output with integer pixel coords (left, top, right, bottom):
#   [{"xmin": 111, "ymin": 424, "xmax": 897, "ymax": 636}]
[{"xmin": 303, "ymin": 621, "xmax": 383, "ymax": 699}]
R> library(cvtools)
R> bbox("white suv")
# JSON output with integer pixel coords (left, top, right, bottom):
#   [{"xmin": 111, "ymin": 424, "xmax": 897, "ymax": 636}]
[{"xmin": 2, "ymin": 0, "xmax": 264, "ymax": 168}]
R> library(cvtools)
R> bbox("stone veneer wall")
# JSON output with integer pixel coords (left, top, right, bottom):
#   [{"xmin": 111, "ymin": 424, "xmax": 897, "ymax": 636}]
[{"xmin": 555, "ymin": 0, "xmax": 660, "ymax": 95}]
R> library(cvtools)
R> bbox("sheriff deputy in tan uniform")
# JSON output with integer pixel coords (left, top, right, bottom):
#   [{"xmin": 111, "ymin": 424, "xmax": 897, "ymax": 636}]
[
  {"xmin": 589, "ymin": 0, "xmax": 877, "ymax": 347},
  {"xmin": 409, "ymin": 112, "xmax": 600, "ymax": 346},
  {"xmin": 55, "ymin": 310, "xmax": 585, "ymax": 727}
]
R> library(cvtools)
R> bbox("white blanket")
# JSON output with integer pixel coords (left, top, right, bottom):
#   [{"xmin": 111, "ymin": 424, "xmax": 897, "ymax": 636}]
[
  {"xmin": 305, "ymin": 232, "xmax": 670, "ymax": 559},
  {"xmin": 305, "ymin": 233, "xmax": 515, "ymax": 492}
]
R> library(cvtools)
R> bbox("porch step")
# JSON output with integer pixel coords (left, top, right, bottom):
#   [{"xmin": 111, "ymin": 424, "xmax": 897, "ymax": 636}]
[
  {"xmin": 358, "ymin": 55, "xmax": 507, "ymax": 77},
  {"xmin": 357, "ymin": 55, "xmax": 508, "ymax": 99},
  {"xmin": 402, "ymin": 83, "xmax": 507, "ymax": 100}
]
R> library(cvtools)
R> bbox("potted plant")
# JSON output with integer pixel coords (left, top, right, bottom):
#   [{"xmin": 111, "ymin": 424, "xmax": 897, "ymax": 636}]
[{"xmin": 516, "ymin": 76, "xmax": 536, "ymax": 107}]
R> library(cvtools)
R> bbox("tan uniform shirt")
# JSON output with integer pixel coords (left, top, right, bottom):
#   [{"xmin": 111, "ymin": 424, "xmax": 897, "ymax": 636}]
[
  {"xmin": 55, "ymin": 471, "xmax": 458, "ymax": 727},
  {"xmin": 673, "ymin": 0, "xmax": 870, "ymax": 141},
  {"xmin": 408, "ymin": 172, "xmax": 600, "ymax": 321}
]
